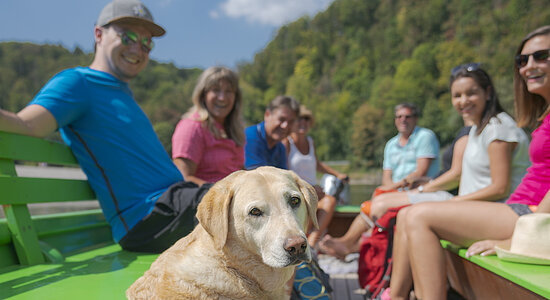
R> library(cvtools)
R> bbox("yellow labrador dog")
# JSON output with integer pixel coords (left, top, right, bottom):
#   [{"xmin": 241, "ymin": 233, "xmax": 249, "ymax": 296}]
[{"xmin": 127, "ymin": 166, "xmax": 318, "ymax": 300}]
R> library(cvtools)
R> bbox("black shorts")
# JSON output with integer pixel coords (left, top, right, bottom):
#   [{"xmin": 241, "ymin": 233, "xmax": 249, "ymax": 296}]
[
  {"xmin": 119, "ymin": 181, "xmax": 213, "ymax": 253},
  {"xmin": 507, "ymin": 203, "xmax": 534, "ymax": 216}
]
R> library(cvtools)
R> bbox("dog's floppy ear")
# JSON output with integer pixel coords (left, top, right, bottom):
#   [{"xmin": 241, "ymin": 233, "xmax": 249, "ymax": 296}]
[
  {"xmin": 196, "ymin": 170, "xmax": 243, "ymax": 249},
  {"xmin": 291, "ymin": 171, "xmax": 319, "ymax": 229}
]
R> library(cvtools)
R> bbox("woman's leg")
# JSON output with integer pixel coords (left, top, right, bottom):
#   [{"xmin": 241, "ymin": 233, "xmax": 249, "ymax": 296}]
[
  {"xmin": 404, "ymin": 201, "xmax": 518, "ymax": 300},
  {"xmin": 370, "ymin": 191, "xmax": 411, "ymax": 220},
  {"xmin": 308, "ymin": 186, "xmax": 337, "ymax": 247},
  {"xmin": 389, "ymin": 206, "xmax": 414, "ymax": 300},
  {"xmin": 318, "ymin": 214, "xmax": 369, "ymax": 259}
]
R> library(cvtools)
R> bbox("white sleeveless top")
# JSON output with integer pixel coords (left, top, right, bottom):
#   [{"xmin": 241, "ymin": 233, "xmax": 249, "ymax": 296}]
[{"xmin": 288, "ymin": 136, "xmax": 317, "ymax": 185}]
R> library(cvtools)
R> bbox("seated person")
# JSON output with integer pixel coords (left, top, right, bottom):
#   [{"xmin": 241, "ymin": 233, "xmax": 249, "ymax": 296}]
[
  {"xmin": 0, "ymin": 0, "xmax": 212, "ymax": 253},
  {"xmin": 320, "ymin": 64, "xmax": 531, "ymax": 260},
  {"xmin": 379, "ymin": 102, "xmax": 441, "ymax": 191},
  {"xmin": 244, "ymin": 95, "xmax": 299, "ymax": 170},
  {"xmin": 244, "ymin": 97, "xmax": 331, "ymax": 299},
  {"xmin": 172, "ymin": 66, "xmax": 245, "ymax": 186},
  {"xmin": 317, "ymin": 102, "xmax": 440, "ymax": 258},
  {"xmin": 389, "ymin": 27, "xmax": 550, "ymax": 299},
  {"xmin": 283, "ymin": 105, "xmax": 349, "ymax": 247}
]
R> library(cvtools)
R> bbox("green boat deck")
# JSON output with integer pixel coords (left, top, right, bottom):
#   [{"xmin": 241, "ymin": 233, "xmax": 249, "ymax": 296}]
[{"xmin": 1, "ymin": 243, "xmax": 158, "ymax": 299}]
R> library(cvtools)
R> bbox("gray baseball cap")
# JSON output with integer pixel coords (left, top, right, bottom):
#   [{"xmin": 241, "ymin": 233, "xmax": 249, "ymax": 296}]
[{"xmin": 97, "ymin": 0, "xmax": 166, "ymax": 37}]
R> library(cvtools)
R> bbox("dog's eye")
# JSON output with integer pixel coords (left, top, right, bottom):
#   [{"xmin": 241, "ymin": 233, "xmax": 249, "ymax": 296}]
[
  {"xmin": 289, "ymin": 196, "xmax": 301, "ymax": 208},
  {"xmin": 249, "ymin": 207, "xmax": 263, "ymax": 216}
]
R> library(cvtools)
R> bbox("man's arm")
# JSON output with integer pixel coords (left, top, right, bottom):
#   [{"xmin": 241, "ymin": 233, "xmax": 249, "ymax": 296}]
[
  {"xmin": 0, "ymin": 105, "xmax": 57, "ymax": 137},
  {"xmin": 403, "ymin": 157, "xmax": 434, "ymax": 184}
]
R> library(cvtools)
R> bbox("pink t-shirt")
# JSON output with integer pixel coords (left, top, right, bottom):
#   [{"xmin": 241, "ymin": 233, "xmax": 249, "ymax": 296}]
[
  {"xmin": 171, "ymin": 114, "xmax": 244, "ymax": 183},
  {"xmin": 507, "ymin": 113, "xmax": 550, "ymax": 206}
]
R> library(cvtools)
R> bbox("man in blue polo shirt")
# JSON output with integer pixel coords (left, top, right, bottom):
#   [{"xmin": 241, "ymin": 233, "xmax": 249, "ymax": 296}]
[
  {"xmin": 244, "ymin": 95, "xmax": 300, "ymax": 170},
  {"xmin": 244, "ymin": 96, "xmax": 332, "ymax": 299},
  {"xmin": 381, "ymin": 102, "xmax": 440, "ymax": 190}
]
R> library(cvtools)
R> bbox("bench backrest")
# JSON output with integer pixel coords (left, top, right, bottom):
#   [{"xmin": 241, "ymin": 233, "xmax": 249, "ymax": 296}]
[{"xmin": 0, "ymin": 131, "xmax": 111, "ymax": 267}]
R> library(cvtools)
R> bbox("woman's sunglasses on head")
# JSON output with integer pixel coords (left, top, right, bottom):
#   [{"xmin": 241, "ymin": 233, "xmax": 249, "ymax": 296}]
[
  {"xmin": 515, "ymin": 49, "xmax": 550, "ymax": 68},
  {"xmin": 118, "ymin": 30, "xmax": 154, "ymax": 53},
  {"xmin": 451, "ymin": 62, "xmax": 481, "ymax": 77}
]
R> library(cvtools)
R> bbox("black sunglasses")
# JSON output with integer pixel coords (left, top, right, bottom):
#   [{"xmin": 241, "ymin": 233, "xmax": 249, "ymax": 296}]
[
  {"xmin": 515, "ymin": 49, "xmax": 550, "ymax": 68},
  {"xmin": 451, "ymin": 62, "xmax": 481, "ymax": 77}
]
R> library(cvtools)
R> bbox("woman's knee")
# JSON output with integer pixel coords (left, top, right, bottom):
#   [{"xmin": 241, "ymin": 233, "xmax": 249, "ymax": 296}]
[
  {"xmin": 403, "ymin": 203, "xmax": 443, "ymax": 231},
  {"xmin": 371, "ymin": 195, "xmax": 390, "ymax": 218}
]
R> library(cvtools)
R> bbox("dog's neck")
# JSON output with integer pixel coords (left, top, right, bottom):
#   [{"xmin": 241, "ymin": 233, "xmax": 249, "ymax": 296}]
[{"xmin": 222, "ymin": 240, "xmax": 295, "ymax": 294}]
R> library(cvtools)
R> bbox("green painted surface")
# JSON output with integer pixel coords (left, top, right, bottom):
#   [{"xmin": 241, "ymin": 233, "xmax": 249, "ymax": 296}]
[
  {"xmin": 0, "ymin": 132, "xmax": 79, "ymax": 166},
  {"xmin": 335, "ymin": 205, "xmax": 361, "ymax": 214},
  {"xmin": 33, "ymin": 210, "xmax": 106, "ymax": 237},
  {"xmin": 441, "ymin": 240, "xmax": 550, "ymax": 298},
  {"xmin": 4, "ymin": 205, "xmax": 44, "ymax": 265},
  {"xmin": 0, "ymin": 177, "xmax": 95, "ymax": 204},
  {"xmin": 0, "ymin": 244, "xmax": 158, "ymax": 299}
]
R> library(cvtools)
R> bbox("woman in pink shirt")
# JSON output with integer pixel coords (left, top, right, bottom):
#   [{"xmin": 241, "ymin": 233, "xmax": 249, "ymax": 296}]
[
  {"xmin": 387, "ymin": 25, "xmax": 550, "ymax": 300},
  {"xmin": 171, "ymin": 66, "xmax": 245, "ymax": 186}
]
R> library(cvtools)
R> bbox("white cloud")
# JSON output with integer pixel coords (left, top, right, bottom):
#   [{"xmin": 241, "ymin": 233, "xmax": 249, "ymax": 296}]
[{"xmin": 214, "ymin": 0, "xmax": 334, "ymax": 26}]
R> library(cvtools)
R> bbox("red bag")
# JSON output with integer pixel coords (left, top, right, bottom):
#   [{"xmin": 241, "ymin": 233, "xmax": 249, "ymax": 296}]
[{"xmin": 358, "ymin": 205, "xmax": 410, "ymax": 298}]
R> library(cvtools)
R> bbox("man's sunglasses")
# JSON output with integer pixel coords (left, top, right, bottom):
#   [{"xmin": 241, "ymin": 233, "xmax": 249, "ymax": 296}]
[
  {"xmin": 451, "ymin": 62, "xmax": 481, "ymax": 77},
  {"xmin": 118, "ymin": 30, "xmax": 154, "ymax": 53},
  {"xmin": 395, "ymin": 114, "xmax": 415, "ymax": 120},
  {"xmin": 515, "ymin": 49, "xmax": 550, "ymax": 68}
]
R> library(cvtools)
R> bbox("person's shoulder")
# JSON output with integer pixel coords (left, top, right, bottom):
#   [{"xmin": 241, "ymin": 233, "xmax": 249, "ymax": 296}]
[
  {"xmin": 245, "ymin": 123, "xmax": 262, "ymax": 145},
  {"xmin": 486, "ymin": 112, "xmax": 519, "ymax": 131},
  {"xmin": 494, "ymin": 112, "xmax": 516, "ymax": 124},
  {"xmin": 416, "ymin": 126, "xmax": 436, "ymax": 135},
  {"xmin": 415, "ymin": 127, "xmax": 438, "ymax": 141},
  {"xmin": 48, "ymin": 67, "xmax": 85, "ymax": 83},
  {"xmin": 386, "ymin": 134, "xmax": 399, "ymax": 144},
  {"xmin": 176, "ymin": 116, "xmax": 204, "ymax": 132},
  {"xmin": 73, "ymin": 67, "xmax": 127, "ymax": 88},
  {"xmin": 245, "ymin": 123, "xmax": 260, "ymax": 135}
]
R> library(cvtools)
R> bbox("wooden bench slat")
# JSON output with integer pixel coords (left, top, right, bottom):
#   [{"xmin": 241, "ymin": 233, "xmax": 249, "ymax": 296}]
[
  {"xmin": 0, "ymin": 177, "xmax": 95, "ymax": 204},
  {"xmin": 0, "ymin": 132, "xmax": 78, "ymax": 166}
]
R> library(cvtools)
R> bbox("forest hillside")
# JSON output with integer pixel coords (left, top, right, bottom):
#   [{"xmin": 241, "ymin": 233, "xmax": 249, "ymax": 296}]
[{"xmin": 1, "ymin": 0, "xmax": 549, "ymax": 168}]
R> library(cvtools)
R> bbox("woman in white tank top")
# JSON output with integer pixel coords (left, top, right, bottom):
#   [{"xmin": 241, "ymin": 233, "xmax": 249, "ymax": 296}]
[{"xmin": 283, "ymin": 105, "xmax": 349, "ymax": 248}]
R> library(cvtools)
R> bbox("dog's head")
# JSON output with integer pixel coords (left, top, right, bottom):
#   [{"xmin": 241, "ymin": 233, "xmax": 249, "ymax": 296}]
[{"xmin": 197, "ymin": 166, "xmax": 318, "ymax": 268}]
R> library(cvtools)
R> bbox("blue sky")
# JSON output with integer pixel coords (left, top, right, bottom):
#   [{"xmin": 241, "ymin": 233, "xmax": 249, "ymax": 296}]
[{"xmin": 0, "ymin": 0, "xmax": 334, "ymax": 69}]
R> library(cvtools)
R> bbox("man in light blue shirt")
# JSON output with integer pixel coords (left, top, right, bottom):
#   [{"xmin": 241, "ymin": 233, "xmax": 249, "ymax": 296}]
[{"xmin": 381, "ymin": 103, "xmax": 440, "ymax": 190}]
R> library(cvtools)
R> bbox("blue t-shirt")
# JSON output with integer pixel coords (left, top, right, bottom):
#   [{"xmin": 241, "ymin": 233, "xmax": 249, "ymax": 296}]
[
  {"xmin": 244, "ymin": 122, "xmax": 288, "ymax": 170},
  {"xmin": 383, "ymin": 126, "xmax": 440, "ymax": 182},
  {"xmin": 30, "ymin": 67, "xmax": 183, "ymax": 242}
]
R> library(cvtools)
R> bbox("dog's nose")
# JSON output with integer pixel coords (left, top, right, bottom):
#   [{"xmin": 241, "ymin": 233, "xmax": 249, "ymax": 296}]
[{"xmin": 284, "ymin": 236, "xmax": 307, "ymax": 256}]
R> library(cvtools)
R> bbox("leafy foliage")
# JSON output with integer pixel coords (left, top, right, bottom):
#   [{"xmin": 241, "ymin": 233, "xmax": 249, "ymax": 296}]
[
  {"xmin": 237, "ymin": 0, "xmax": 550, "ymax": 165},
  {"xmin": 1, "ymin": 0, "xmax": 549, "ymax": 166}
]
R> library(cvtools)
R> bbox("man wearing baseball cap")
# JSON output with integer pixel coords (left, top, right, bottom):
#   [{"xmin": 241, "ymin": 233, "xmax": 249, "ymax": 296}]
[{"xmin": 0, "ymin": 0, "xmax": 211, "ymax": 253}]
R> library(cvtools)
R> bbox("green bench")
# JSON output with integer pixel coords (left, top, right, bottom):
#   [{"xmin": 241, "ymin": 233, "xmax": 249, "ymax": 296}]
[
  {"xmin": 328, "ymin": 205, "xmax": 550, "ymax": 299},
  {"xmin": 0, "ymin": 131, "xmax": 158, "ymax": 299},
  {"xmin": 442, "ymin": 240, "xmax": 550, "ymax": 299}
]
